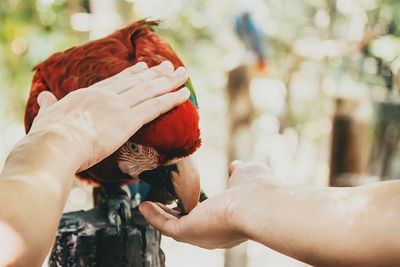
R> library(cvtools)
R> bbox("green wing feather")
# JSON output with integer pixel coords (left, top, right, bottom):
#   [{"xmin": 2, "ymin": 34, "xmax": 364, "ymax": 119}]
[{"xmin": 184, "ymin": 77, "xmax": 199, "ymax": 109}]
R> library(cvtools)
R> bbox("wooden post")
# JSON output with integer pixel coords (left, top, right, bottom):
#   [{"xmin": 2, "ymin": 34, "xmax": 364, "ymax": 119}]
[
  {"xmin": 49, "ymin": 208, "xmax": 165, "ymax": 267},
  {"xmin": 369, "ymin": 101, "xmax": 400, "ymax": 180},
  {"xmin": 227, "ymin": 65, "xmax": 255, "ymax": 162},
  {"xmin": 329, "ymin": 98, "xmax": 369, "ymax": 186},
  {"xmin": 225, "ymin": 65, "xmax": 255, "ymax": 267}
]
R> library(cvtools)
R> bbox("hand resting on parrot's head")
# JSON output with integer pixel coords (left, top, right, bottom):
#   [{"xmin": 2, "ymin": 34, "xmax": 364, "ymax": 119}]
[{"xmin": 24, "ymin": 19, "xmax": 204, "ymax": 231}]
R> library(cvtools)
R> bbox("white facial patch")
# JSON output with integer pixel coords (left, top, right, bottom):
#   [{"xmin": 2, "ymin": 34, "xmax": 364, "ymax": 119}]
[{"xmin": 118, "ymin": 142, "xmax": 159, "ymax": 179}]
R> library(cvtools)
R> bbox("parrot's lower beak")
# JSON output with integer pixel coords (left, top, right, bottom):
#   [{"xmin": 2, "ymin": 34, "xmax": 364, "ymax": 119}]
[
  {"xmin": 171, "ymin": 156, "xmax": 201, "ymax": 213},
  {"xmin": 138, "ymin": 156, "xmax": 201, "ymax": 214}
]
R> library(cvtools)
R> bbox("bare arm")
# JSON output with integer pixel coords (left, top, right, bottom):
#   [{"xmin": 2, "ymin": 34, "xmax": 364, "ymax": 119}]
[
  {"xmin": 0, "ymin": 132, "xmax": 77, "ymax": 266},
  {"xmin": 238, "ymin": 175, "xmax": 400, "ymax": 266},
  {"xmin": 0, "ymin": 61, "xmax": 190, "ymax": 267},
  {"xmin": 140, "ymin": 162, "xmax": 400, "ymax": 267}
]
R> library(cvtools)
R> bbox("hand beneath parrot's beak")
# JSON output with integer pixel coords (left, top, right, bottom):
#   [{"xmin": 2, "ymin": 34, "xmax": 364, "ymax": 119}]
[{"xmin": 138, "ymin": 156, "xmax": 201, "ymax": 214}]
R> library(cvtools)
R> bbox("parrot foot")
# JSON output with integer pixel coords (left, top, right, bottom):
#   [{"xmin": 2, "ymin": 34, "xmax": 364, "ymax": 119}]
[{"xmin": 93, "ymin": 184, "xmax": 132, "ymax": 235}]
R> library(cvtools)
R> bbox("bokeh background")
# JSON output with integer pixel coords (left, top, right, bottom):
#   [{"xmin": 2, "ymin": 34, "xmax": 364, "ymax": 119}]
[{"xmin": 1, "ymin": 0, "xmax": 400, "ymax": 266}]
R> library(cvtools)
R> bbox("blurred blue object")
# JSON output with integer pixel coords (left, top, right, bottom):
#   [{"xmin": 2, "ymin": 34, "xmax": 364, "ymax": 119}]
[
  {"xmin": 129, "ymin": 181, "xmax": 151, "ymax": 202},
  {"xmin": 235, "ymin": 12, "xmax": 267, "ymax": 70}
]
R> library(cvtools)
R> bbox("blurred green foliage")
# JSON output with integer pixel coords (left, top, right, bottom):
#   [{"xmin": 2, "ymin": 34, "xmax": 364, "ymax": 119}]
[{"xmin": 0, "ymin": 0, "xmax": 84, "ymax": 120}]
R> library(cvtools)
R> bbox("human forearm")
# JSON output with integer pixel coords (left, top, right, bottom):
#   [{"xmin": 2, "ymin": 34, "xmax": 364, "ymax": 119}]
[
  {"xmin": 237, "ymin": 181, "xmax": 400, "ymax": 266},
  {"xmin": 0, "ymin": 130, "xmax": 76, "ymax": 266},
  {"xmin": 141, "ymin": 162, "xmax": 400, "ymax": 265},
  {"xmin": 2, "ymin": 129, "xmax": 79, "ymax": 184}
]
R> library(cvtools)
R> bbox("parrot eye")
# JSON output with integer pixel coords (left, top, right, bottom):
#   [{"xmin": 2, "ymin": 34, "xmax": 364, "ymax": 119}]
[{"xmin": 130, "ymin": 143, "xmax": 140, "ymax": 153}]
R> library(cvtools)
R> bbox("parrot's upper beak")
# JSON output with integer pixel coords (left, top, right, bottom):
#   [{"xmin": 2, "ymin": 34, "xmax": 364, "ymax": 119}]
[
  {"xmin": 171, "ymin": 156, "xmax": 200, "ymax": 213},
  {"xmin": 138, "ymin": 156, "xmax": 201, "ymax": 214}
]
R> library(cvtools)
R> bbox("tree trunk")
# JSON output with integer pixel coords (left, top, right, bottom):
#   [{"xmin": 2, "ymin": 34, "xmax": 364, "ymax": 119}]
[
  {"xmin": 329, "ymin": 98, "xmax": 368, "ymax": 186},
  {"xmin": 49, "ymin": 208, "xmax": 165, "ymax": 267},
  {"xmin": 369, "ymin": 101, "xmax": 400, "ymax": 180}
]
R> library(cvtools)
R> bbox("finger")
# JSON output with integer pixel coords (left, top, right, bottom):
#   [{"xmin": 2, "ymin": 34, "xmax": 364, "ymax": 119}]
[
  {"xmin": 37, "ymin": 91, "xmax": 57, "ymax": 110},
  {"xmin": 95, "ymin": 61, "xmax": 148, "ymax": 88},
  {"xmin": 228, "ymin": 160, "xmax": 244, "ymax": 176},
  {"xmin": 139, "ymin": 201, "xmax": 180, "ymax": 237},
  {"xmin": 129, "ymin": 87, "xmax": 190, "ymax": 128},
  {"xmin": 113, "ymin": 61, "xmax": 175, "ymax": 94},
  {"xmin": 123, "ymin": 67, "xmax": 188, "ymax": 107},
  {"xmin": 155, "ymin": 202, "xmax": 181, "ymax": 218}
]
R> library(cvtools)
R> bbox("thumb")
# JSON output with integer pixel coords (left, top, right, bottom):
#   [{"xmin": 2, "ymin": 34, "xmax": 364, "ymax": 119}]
[
  {"xmin": 139, "ymin": 201, "xmax": 179, "ymax": 237},
  {"xmin": 228, "ymin": 160, "xmax": 244, "ymax": 176},
  {"xmin": 37, "ymin": 91, "xmax": 57, "ymax": 110},
  {"xmin": 229, "ymin": 162, "xmax": 275, "ymax": 188}
]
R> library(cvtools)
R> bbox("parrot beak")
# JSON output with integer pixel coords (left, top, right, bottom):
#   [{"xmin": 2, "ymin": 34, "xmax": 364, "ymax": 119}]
[
  {"xmin": 138, "ymin": 156, "xmax": 201, "ymax": 214},
  {"xmin": 171, "ymin": 156, "xmax": 201, "ymax": 213}
]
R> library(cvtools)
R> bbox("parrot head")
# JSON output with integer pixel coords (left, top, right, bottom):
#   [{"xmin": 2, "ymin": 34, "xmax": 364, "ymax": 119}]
[
  {"xmin": 118, "ymin": 92, "xmax": 200, "ymax": 179},
  {"xmin": 25, "ymin": 19, "xmax": 202, "ymax": 213}
]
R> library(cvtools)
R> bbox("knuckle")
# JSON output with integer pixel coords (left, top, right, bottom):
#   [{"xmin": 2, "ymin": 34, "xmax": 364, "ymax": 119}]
[
  {"xmin": 127, "ymin": 76, "xmax": 143, "ymax": 89},
  {"xmin": 143, "ymin": 87, "xmax": 153, "ymax": 100},
  {"xmin": 135, "ymin": 75, "xmax": 146, "ymax": 84},
  {"xmin": 152, "ymin": 97, "xmax": 163, "ymax": 115},
  {"xmin": 144, "ymin": 80, "xmax": 155, "ymax": 92},
  {"xmin": 140, "ymin": 69, "xmax": 156, "ymax": 80},
  {"xmin": 138, "ymin": 83, "xmax": 155, "ymax": 101},
  {"xmin": 139, "ymin": 89, "xmax": 152, "ymax": 101},
  {"xmin": 154, "ymin": 62, "xmax": 173, "ymax": 74}
]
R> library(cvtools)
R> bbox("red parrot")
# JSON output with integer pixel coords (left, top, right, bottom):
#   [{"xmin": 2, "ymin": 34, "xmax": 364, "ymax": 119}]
[{"xmin": 24, "ymin": 19, "xmax": 203, "ymax": 230}]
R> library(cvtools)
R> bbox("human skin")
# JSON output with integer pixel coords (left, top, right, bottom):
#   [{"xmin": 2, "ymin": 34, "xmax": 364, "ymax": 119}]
[
  {"xmin": 0, "ymin": 61, "xmax": 190, "ymax": 267},
  {"xmin": 140, "ymin": 161, "xmax": 400, "ymax": 267}
]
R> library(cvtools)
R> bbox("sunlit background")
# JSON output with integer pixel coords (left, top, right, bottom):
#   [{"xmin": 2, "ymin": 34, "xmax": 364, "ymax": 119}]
[{"xmin": 1, "ymin": 0, "xmax": 400, "ymax": 266}]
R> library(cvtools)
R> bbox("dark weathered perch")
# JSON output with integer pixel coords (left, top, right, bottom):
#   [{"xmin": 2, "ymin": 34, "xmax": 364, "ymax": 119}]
[{"xmin": 49, "ymin": 208, "xmax": 165, "ymax": 267}]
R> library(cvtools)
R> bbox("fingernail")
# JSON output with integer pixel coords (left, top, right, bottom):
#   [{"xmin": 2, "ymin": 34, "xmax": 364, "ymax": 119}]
[{"xmin": 175, "ymin": 66, "xmax": 186, "ymax": 76}]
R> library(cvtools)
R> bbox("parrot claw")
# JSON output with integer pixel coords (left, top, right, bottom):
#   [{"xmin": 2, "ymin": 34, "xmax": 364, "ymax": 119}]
[
  {"xmin": 108, "ymin": 211, "xmax": 122, "ymax": 235},
  {"xmin": 93, "ymin": 184, "xmax": 132, "ymax": 235},
  {"xmin": 106, "ymin": 193, "xmax": 131, "ymax": 222}
]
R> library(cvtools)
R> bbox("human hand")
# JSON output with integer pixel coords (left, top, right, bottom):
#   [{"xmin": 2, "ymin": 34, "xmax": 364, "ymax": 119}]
[
  {"xmin": 28, "ymin": 61, "xmax": 189, "ymax": 172},
  {"xmin": 139, "ymin": 161, "xmax": 277, "ymax": 249}
]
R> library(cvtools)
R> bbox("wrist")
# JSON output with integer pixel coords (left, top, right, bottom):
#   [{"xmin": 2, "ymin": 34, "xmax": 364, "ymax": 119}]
[
  {"xmin": 232, "ymin": 180, "xmax": 281, "ymax": 240},
  {"xmin": 2, "ymin": 129, "xmax": 81, "ymax": 179}
]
